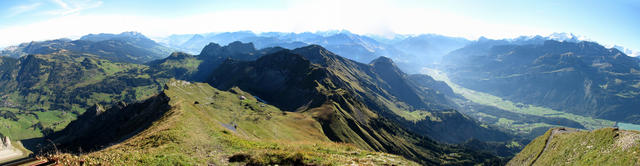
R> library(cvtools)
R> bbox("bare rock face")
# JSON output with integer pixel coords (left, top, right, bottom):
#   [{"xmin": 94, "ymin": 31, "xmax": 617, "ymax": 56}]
[
  {"xmin": 3, "ymin": 136, "xmax": 9, "ymax": 147},
  {"xmin": 0, "ymin": 135, "xmax": 9, "ymax": 150},
  {"xmin": 0, "ymin": 134, "xmax": 23, "ymax": 162}
]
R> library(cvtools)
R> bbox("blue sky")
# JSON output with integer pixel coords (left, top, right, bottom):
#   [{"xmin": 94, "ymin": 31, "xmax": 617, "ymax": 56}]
[{"xmin": 0, "ymin": 0, "xmax": 638, "ymax": 55}]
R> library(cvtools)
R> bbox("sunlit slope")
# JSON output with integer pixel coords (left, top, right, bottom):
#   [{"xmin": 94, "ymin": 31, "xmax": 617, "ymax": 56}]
[{"xmin": 508, "ymin": 128, "xmax": 640, "ymax": 166}]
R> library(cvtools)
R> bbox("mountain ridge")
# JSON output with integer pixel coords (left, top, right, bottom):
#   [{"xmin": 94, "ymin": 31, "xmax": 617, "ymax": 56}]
[
  {"xmin": 38, "ymin": 80, "xmax": 420, "ymax": 165},
  {"xmin": 210, "ymin": 45, "xmax": 511, "ymax": 146}
]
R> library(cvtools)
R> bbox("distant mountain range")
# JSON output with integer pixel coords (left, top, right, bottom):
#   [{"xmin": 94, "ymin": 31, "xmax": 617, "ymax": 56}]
[
  {"xmin": 158, "ymin": 31, "xmax": 471, "ymax": 73},
  {"xmin": 1, "ymin": 32, "xmax": 172, "ymax": 63}
]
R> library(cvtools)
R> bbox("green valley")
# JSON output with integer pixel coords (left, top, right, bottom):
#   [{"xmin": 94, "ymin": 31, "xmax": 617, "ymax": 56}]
[
  {"xmin": 422, "ymin": 68, "xmax": 615, "ymax": 137},
  {"xmin": 0, "ymin": 52, "xmax": 165, "ymax": 140}
]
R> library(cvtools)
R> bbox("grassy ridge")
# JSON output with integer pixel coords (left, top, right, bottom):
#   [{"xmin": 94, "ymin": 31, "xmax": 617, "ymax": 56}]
[
  {"xmin": 48, "ymin": 80, "xmax": 417, "ymax": 165},
  {"xmin": 508, "ymin": 128, "xmax": 640, "ymax": 165}
]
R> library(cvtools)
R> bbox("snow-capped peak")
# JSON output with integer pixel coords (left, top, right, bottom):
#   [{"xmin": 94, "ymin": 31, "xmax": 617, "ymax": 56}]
[
  {"xmin": 546, "ymin": 32, "xmax": 589, "ymax": 43},
  {"xmin": 611, "ymin": 45, "xmax": 640, "ymax": 57}
]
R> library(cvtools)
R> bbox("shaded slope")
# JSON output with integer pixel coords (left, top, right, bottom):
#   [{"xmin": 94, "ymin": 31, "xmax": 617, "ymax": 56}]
[
  {"xmin": 210, "ymin": 45, "xmax": 506, "ymax": 164},
  {"xmin": 282, "ymin": 45, "xmax": 508, "ymax": 143}
]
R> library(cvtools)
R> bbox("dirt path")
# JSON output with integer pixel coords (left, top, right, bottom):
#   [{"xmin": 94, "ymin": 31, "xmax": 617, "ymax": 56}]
[{"xmin": 529, "ymin": 128, "xmax": 578, "ymax": 166}]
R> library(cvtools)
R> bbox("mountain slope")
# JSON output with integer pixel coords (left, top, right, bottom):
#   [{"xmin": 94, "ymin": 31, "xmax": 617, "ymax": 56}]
[
  {"xmin": 508, "ymin": 127, "xmax": 640, "ymax": 165},
  {"xmin": 208, "ymin": 45, "xmax": 509, "ymax": 164},
  {"xmin": 211, "ymin": 45, "xmax": 509, "ymax": 144},
  {"xmin": 0, "ymin": 41, "xmax": 282, "ymax": 146},
  {"xmin": 0, "ymin": 32, "xmax": 172, "ymax": 63},
  {"xmin": 42, "ymin": 80, "xmax": 420, "ymax": 165},
  {"xmin": 442, "ymin": 40, "xmax": 640, "ymax": 123}
]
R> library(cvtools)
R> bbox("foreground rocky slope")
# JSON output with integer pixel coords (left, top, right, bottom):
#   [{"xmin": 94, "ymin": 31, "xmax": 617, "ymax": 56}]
[{"xmin": 508, "ymin": 127, "xmax": 640, "ymax": 165}]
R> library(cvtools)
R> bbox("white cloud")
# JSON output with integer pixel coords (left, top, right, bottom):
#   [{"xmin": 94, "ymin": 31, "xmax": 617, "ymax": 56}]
[
  {"xmin": 7, "ymin": 2, "xmax": 42, "ymax": 17},
  {"xmin": 52, "ymin": 0, "xmax": 70, "ymax": 9},
  {"xmin": 45, "ymin": 0, "xmax": 103, "ymax": 16}
]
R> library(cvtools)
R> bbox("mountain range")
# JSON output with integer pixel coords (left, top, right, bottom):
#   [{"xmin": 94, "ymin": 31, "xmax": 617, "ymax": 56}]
[
  {"xmin": 1, "ymin": 32, "xmax": 172, "ymax": 63},
  {"xmin": 1, "ymin": 31, "xmax": 639, "ymax": 165},
  {"xmin": 159, "ymin": 31, "xmax": 471, "ymax": 73},
  {"xmin": 0, "ymin": 32, "xmax": 516, "ymax": 165}
]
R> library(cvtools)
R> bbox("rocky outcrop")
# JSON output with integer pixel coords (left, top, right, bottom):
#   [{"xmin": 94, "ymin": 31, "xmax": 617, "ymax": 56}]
[
  {"xmin": 1, "ymin": 135, "xmax": 10, "ymax": 149},
  {"xmin": 0, "ymin": 135, "xmax": 23, "ymax": 163}
]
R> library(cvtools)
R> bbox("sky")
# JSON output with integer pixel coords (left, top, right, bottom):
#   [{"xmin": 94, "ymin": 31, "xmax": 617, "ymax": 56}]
[{"xmin": 0, "ymin": 0, "xmax": 638, "ymax": 55}]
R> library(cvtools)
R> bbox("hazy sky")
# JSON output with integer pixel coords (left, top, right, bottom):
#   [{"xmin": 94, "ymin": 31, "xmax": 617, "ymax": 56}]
[{"xmin": 0, "ymin": 0, "xmax": 638, "ymax": 52}]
